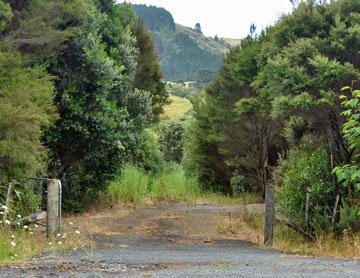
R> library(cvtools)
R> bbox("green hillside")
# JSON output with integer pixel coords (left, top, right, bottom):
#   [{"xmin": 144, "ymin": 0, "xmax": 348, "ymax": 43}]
[{"xmin": 132, "ymin": 4, "xmax": 238, "ymax": 82}]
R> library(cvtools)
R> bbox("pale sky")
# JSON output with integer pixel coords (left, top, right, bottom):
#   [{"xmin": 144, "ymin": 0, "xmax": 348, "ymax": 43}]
[{"xmin": 121, "ymin": 0, "xmax": 294, "ymax": 38}]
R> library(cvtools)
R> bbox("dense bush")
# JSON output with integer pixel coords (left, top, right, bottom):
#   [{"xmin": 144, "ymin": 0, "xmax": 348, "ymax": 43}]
[
  {"xmin": 0, "ymin": 0, "xmax": 168, "ymax": 212},
  {"xmin": 132, "ymin": 130, "xmax": 165, "ymax": 173},
  {"xmin": 277, "ymin": 147, "xmax": 335, "ymax": 234}
]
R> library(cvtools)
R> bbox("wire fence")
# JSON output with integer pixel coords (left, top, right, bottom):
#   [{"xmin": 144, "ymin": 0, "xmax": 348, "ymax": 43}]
[{"xmin": 27, "ymin": 177, "xmax": 49, "ymax": 212}]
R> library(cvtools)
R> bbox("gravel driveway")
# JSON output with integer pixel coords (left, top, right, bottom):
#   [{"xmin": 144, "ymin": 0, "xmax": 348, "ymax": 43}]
[{"xmin": 1, "ymin": 203, "xmax": 359, "ymax": 277}]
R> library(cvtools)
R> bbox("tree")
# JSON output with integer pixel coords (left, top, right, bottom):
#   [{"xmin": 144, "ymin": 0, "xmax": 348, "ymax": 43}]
[
  {"xmin": 157, "ymin": 118, "xmax": 186, "ymax": 163},
  {"xmin": 186, "ymin": 38, "xmax": 278, "ymax": 194},
  {"xmin": 2, "ymin": 0, "xmax": 89, "ymax": 59},
  {"xmin": 131, "ymin": 19, "xmax": 168, "ymax": 121},
  {"xmin": 194, "ymin": 23, "xmax": 202, "ymax": 34},
  {"xmin": 0, "ymin": 1, "xmax": 12, "ymax": 32},
  {"xmin": 333, "ymin": 86, "xmax": 360, "ymax": 195},
  {"xmin": 250, "ymin": 23, "xmax": 256, "ymax": 37},
  {"xmin": 186, "ymin": 0, "xmax": 360, "ymax": 206},
  {"xmin": 0, "ymin": 46, "xmax": 56, "ymax": 184}
]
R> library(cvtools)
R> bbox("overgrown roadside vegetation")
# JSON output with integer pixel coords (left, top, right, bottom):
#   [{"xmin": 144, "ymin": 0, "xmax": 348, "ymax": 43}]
[
  {"xmin": 106, "ymin": 163, "xmax": 261, "ymax": 206},
  {"xmin": 0, "ymin": 220, "xmax": 89, "ymax": 264},
  {"xmin": 217, "ymin": 210, "xmax": 360, "ymax": 259},
  {"xmin": 187, "ymin": 0, "xmax": 360, "ymax": 251}
]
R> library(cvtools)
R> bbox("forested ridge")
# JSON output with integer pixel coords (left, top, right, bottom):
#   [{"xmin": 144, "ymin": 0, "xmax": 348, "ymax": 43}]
[{"xmin": 132, "ymin": 4, "xmax": 230, "ymax": 82}]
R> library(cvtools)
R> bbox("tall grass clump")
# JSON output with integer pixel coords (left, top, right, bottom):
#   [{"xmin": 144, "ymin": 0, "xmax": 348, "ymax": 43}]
[
  {"xmin": 107, "ymin": 163, "xmax": 200, "ymax": 205},
  {"xmin": 107, "ymin": 164, "xmax": 149, "ymax": 205},
  {"xmin": 150, "ymin": 163, "xmax": 200, "ymax": 201}
]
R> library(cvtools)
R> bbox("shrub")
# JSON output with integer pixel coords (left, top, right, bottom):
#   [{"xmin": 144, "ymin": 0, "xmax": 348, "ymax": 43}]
[
  {"xmin": 133, "ymin": 130, "xmax": 165, "ymax": 173},
  {"xmin": 230, "ymin": 171, "xmax": 249, "ymax": 196},
  {"xmin": 157, "ymin": 118, "xmax": 186, "ymax": 163},
  {"xmin": 277, "ymin": 147, "xmax": 335, "ymax": 234}
]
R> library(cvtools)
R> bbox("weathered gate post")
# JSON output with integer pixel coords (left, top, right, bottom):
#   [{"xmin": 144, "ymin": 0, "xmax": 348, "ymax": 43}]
[
  {"xmin": 264, "ymin": 185, "xmax": 275, "ymax": 245},
  {"xmin": 47, "ymin": 179, "xmax": 62, "ymax": 240}
]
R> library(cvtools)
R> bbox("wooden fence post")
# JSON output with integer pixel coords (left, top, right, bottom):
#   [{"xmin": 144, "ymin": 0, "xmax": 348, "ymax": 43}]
[
  {"xmin": 47, "ymin": 179, "xmax": 61, "ymax": 240},
  {"xmin": 332, "ymin": 195, "xmax": 340, "ymax": 232},
  {"xmin": 3, "ymin": 182, "xmax": 13, "ymax": 223},
  {"xmin": 305, "ymin": 193, "xmax": 310, "ymax": 231},
  {"xmin": 264, "ymin": 186, "xmax": 275, "ymax": 245}
]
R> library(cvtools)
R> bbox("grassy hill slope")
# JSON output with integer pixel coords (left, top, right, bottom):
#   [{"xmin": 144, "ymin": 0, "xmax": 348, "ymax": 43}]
[{"xmin": 162, "ymin": 95, "xmax": 192, "ymax": 119}]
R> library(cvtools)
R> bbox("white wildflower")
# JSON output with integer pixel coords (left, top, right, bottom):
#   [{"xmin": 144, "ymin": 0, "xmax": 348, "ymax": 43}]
[
  {"xmin": 29, "ymin": 232, "xmax": 34, "ymax": 235},
  {"xmin": 75, "ymin": 230, "xmax": 81, "ymax": 235},
  {"xmin": 69, "ymin": 221, "xmax": 74, "ymax": 226},
  {"xmin": 34, "ymin": 224, "xmax": 38, "ymax": 228},
  {"xmin": 17, "ymin": 215, "xmax": 21, "ymax": 218},
  {"xmin": 23, "ymin": 225, "xmax": 28, "ymax": 229},
  {"xmin": 1, "ymin": 205, "xmax": 7, "ymax": 210},
  {"xmin": 48, "ymin": 242, "xmax": 53, "ymax": 246},
  {"xmin": 16, "ymin": 222, "xmax": 20, "ymax": 226},
  {"xmin": 0, "ymin": 212, "xmax": 4, "ymax": 215},
  {"xmin": 10, "ymin": 235, "xmax": 15, "ymax": 239},
  {"xmin": 56, "ymin": 233, "xmax": 61, "ymax": 237},
  {"xmin": 14, "ymin": 254, "xmax": 18, "ymax": 257},
  {"xmin": 10, "ymin": 241, "xmax": 16, "ymax": 247},
  {"xmin": 10, "ymin": 256, "xmax": 14, "ymax": 260},
  {"xmin": 57, "ymin": 241, "xmax": 62, "ymax": 245},
  {"xmin": 5, "ymin": 220, "xmax": 10, "ymax": 225}
]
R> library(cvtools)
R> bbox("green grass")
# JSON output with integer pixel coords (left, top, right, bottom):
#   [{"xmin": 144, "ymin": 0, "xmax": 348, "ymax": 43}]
[
  {"xmin": 107, "ymin": 164, "xmax": 261, "ymax": 206},
  {"xmin": 162, "ymin": 95, "xmax": 192, "ymax": 119},
  {"xmin": 107, "ymin": 163, "xmax": 200, "ymax": 205},
  {"xmin": 197, "ymin": 192, "xmax": 262, "ymax": 205},
  {"xmin": 107, "ymin": 165, "xmax": 149, "ymax": 205},
  {"xmin": 149, "ymin": 164, "xmax": 200, "ymax": 201}
]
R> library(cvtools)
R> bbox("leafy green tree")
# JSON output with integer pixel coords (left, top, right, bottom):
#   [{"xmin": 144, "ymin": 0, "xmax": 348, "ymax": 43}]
[
  {"xmin": 45, "ymin": 1, "xmax": 162, "ymax": 211},
  {"xmin": 2, "ymin": 0, "xmax": 89, "ymax": 59},
  {"xmin": 46, "ymin": 22, "xmax": 135, "ymax": 211},
  {"xmin": 186, "ymin": 38, "xmax": 279, "ymax": 194},
  {"xmin": 0, "ymin": 1, "xmax": 12, "ymax": 32},
  {"xmin": 0, "ymin": 46, "xmax": 56, "ymax": 183},
  {"xmin": 334, "ymin": 86, "xmax": 360, "ymax": 195},
  {"xmin": 132, "ymin": 19, "xmax": 168, "ymax": 121},
  {"xmin": 186, "ymin": 0, "xmax": 360, "ymax": 210}
]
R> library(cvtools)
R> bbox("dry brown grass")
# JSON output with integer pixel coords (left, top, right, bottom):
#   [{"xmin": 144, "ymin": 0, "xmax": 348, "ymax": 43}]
[
  {"xmin": 273, "ymin": 227, "xmax": 360, "ymax": 259},
  {"xmin": 64, "ymin": 204, "xmax": 132, "ymax": 236},
  {"xmin": 217, "ymin": 211, "xmax": 360, "ymax": 259}
]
